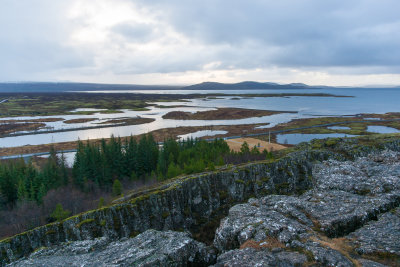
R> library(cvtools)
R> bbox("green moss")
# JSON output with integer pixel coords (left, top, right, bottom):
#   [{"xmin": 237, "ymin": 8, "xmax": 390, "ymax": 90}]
[
  {"xmin": 75, "ymin": 219, "xmax": 95, "ymax": 229},
  {"xmin": 196, "ymin": 217, "xmax": 208, "ymax": 225},
  {"xmin": 219, "ymin": 190, "xmax": 228, "ymax": 200},
  {"xmin": 45, "ymin": 230, "xmax": 56, "ymax": 236},
  {"xmin": 112, "ymin": 214, "xmax": 121, "ymax": 232},
  {"xmin": 183, "ymin": 207, "xmax": 191, "ymax": 216},
  {"xmin": 389, "ymin": 208, "xmax": 397, "ymax": 214},
  {"xmin": 129, "ymin": 231, "xmax": 141, "ymax": 238},
  {"xmin": 261, "ymin": 176, "xmax": 270, "ymax": 183},
  {"xmin": 32, "ymin": 246, "xmax": 47, "ymax": 254},
  {"xmin": 355, "ymin": 188, "xmax": 371, "ymax": 196},
  {"xmin": 235, "ymin": 179, "xmax": 245, "ymax": 184},
  {"xmin": 116, "ymin": 205, "xmax": 124, "ymax": 211},
  {"xmin": 276, "ymin": 182, "xmax": 290, "ymax": 191},
  {"xmin": 99, "ymin": 220, "xmax": 106, "ymax": 227},
  {"xmin": 325, "ymin": 138, "xmax": 339, "ymax": 147},
  {"xmin": 312, "ymin": 142, "xmax": 323, "ymax": 149},
  {"xmin": 1, "ymin": 237, "xmax": 12, "ymax": 243},
  {"xmin": 285, "ymin": 169, "xmax": 293, "ymax": 177},
  {"xmin": 162, "ymin": 211, "xmax": 170, "ymax": 219}
]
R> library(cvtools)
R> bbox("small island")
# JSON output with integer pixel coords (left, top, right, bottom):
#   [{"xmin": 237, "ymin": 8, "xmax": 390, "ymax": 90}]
[{"xmin": 162, "ymin": 108, "xmax": 294, "ymax": 120}]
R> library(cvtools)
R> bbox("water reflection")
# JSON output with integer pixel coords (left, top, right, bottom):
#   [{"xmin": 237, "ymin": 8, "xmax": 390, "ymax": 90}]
[
  {"xmin": 178, "ymin": 130, "xmax": 228, "ymax": 140},
  {"xmin": 0, "ymin": 88, "xmax": 400, "ymax": 148},
  {"xmin": 276, "ymin": 133, "xmax": 358, "ymax": 145},
  {"xmin": 367, "ymin": 126, "xmax": 400, "ymax": 134}
]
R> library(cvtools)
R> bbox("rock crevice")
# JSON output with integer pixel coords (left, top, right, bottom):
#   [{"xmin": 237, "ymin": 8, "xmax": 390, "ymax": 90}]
[{"xmin": 2, "ymin": 135, "xmax": 400, "ymax": 266}]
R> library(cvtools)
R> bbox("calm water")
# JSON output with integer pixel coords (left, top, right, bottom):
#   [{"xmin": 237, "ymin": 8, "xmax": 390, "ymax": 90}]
[
  {"xmin": 276, "ymin": 133, "xmax": 358, "ymax": 145},
  {"xmin": 178, "ymin": 130, "xmax": 228, "ymax": 140},
  {"xmin": 367, "ymin": 126, "xmax": 400, "ymax": 134},
  {"xmin": 0, "ymin": 88, "xmax": 399, "ymax": 148},
  {"xmin": 327, "ymin": 126, "xmax": 351, "ymax": 130}
]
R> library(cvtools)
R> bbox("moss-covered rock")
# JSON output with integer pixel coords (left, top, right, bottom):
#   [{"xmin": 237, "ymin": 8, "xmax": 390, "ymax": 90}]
[{"xmin": 1, "ymin": 134, "xmax": 399, "ymax": 265}]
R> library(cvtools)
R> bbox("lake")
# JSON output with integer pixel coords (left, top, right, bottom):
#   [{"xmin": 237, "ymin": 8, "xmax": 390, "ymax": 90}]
[{"xmin": 0, "ymin": 88, "xmax": 399, "ymax": 148}]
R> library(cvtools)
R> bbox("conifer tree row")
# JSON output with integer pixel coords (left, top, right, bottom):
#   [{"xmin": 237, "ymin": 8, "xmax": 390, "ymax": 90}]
[
  {"xmin": 1, "ymin": 134, "xmax": 271, "ymax": 208},
  {"xmin": 71, "ymin": 134, "xmax": 231, "ymax": 188},
  {"xmin": 0, "ymin": 147, "xmax": 67, "ymax": 207}
]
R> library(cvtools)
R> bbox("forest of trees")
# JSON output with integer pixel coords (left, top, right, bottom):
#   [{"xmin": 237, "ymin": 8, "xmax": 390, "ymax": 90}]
[{"xmin": 0, "ymin": 134, "xmax": 273, "ymax": 238}]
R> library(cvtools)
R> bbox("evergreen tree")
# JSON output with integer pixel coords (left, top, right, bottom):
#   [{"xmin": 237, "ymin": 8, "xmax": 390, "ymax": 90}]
[
  {"xmin": 167, "ymin": 162, "xmax": 181, "ymax": 178},
  {"xmin": 130, "ymin": 171, "xmax": 138, "ymax": 181},
  {"xmin": 51, "ymin": 203, "xmax": 71, "ymax": 221},
  {"xmin": 0, "ymin": 167, "xmax": 17, "ymax": 204},
  {"xmin": 112, "ymin": 179, "xmax": 122, "ymax": 196},
  {"xmin": 37, "ymin": 183, "xmax": 47, "ymax": 203},
  {"xmin": 17, "ymin": 179, "xmax": 28, "ymax": 201},
  {"xmin": 250, "ymin": 145, "xmax": 260, "ymax": 155},
  {"xmin": 98, "ymin": 197, "xmax": 105, "ymax": 208},
  {"xmin": 240, "ymin": 141, "xmax": 250, "ymax": 154}
]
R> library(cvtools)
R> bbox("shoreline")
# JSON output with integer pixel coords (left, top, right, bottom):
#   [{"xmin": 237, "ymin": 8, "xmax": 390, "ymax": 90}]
[
  {"xmin": 0, "ymin": 117, "xmax": 155, "ymax": 138},
  {"xmin": 0, "ymin": 91, "xmax": 351, "ymax": 118},
  {"xmin": 2, "ymin": 116, "xmax": 400, "ymax": 158}
]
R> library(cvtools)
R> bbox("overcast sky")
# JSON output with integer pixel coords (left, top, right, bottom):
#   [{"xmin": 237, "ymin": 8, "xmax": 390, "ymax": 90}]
[{"xmin": 1, "ymin": 0, "xmax": 399, "ymax": 86}]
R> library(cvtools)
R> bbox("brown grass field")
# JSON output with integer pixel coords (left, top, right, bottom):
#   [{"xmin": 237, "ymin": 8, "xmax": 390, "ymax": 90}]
[{"xmin": 226, "ymin": 137, "xmax": 287, "ymax": 152}]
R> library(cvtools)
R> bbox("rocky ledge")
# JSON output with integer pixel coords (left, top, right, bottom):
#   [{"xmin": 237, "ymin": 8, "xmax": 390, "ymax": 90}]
[
  {"xmin": 2, "ymin": 135, "xmax": 400, "ymax": 266},
  {"xmin": 213, "ymin": 149, "xmax": 400, "ymax": 266},
  {"xmin": 8, "ymin": 229, "xmax": 215, "ymax": 267}
]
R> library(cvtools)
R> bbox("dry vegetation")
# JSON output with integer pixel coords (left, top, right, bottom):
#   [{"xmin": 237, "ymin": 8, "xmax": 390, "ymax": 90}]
[
  {"xmin": 226, "ymin": 137, "xmax": 287, "ymax": 152},
  {"xmin": 63, "ymin": 118, "xmax": 97, "ymax": 124},
  {"xmin": 240, "ymin": 237, "xmax": 286, "ymax": 250},
  {"xmin": 0, "ymin": 122, "xmax": 45, "ymax": 136},
  {"xmin": 162, "ymin": 107, "xmax": 293, "ymax": 120}
]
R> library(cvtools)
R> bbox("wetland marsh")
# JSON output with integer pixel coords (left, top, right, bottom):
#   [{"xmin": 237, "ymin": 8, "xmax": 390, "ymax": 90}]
[{"xmin": 0, "ymin": 87, "xmax": 399, "ymax": 155}]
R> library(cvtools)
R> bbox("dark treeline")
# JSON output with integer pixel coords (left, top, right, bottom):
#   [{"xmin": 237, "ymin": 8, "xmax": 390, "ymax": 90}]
[
  {"xmin": 72, "ymin": 135, "xmax": 234, "ymax": 189},
  {"xmin": 0, "ymin": 147, "xmax": 68, "ymax": 206},
  {"xmin": 0, "ymin": 134, "xmax": 273, "ymax": 239}
]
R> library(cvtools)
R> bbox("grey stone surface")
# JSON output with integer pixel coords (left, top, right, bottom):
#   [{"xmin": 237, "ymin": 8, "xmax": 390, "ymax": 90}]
[
  {"xmin": 213, "ymin": 149, "xmax": 400, "ymax": 266},
  {"xmin": 349, "ymin": 207, "xmax": 400, "ymax": 256},
  {"xmin": 8, "ymin": 229, "xmax": 215, "ymax": 267},
  {"xmin": 3, "ymin": 137, "xmax": 400, "ymax": 266},
  {"xmin": 1, "ymin": 151, "xmax": 316, "ymax": 265},
  {"xmin": 212, "ymin": 248, "xmax": 307, "ymax": 267},
  {"xmin": 313, "ymin": 150, "xmax": 400, "ymax": 195}
]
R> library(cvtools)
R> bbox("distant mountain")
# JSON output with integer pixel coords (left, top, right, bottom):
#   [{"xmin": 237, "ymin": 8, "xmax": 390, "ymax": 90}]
[
  {"xmin": 0, "ymin": 82, "xmax": 182, "ymax": 93},
  {"xmin": 1, "ymin": 81, "xmax": 396, "ymax": 93},
  {"xmin": 182, "ymin": 81, "xmax": 331, "ymax": 90}
]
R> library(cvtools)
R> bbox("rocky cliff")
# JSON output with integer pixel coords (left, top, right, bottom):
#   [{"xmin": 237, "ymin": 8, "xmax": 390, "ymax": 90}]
[{"xmin": 2, "ymin": 134, "xmax": 400, "ymax": 266}]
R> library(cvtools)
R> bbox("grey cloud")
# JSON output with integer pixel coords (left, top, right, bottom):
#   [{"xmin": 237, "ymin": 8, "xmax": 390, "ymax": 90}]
[
  {"xmin": 134, "ymin": 0, "xmax": 400, "ymax": 70},
  {"xmin": 0, "ymin": 0, "xmax": 94, "ymax": 80},
  {"xmin": 1, "ymin": 0, "xmax": 399, "ymax": 82},
  {"xmin": 111, "ymin": 22, "xmax": 155, "ymax": 42}
]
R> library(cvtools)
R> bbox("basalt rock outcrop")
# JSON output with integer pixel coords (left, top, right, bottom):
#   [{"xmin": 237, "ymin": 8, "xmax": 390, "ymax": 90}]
[
  {"xmin": 213, "ymin": 148, "xmax": 400, "ymax": 266},
  {"xmin": 1, "ymin": 134, "xmax": 400, "ymax": 266},
  {"xmin": 7, "ymin": 229, "xmax": 215, "ymax": 267}
]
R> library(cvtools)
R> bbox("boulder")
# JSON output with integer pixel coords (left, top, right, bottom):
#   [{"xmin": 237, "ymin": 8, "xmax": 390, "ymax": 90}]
[{"xmin": 8, "ymin": 229, "xmax": 215, "ymax": 267}]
